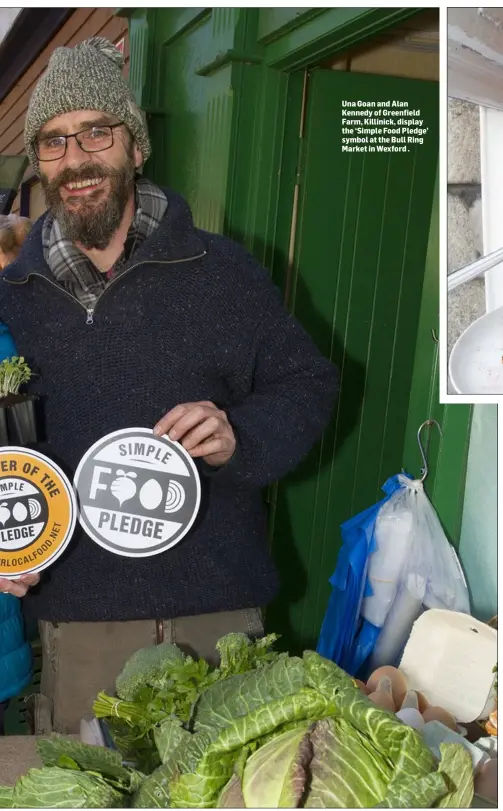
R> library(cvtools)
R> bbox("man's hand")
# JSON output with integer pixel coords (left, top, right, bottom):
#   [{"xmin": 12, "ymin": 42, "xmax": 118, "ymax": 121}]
[
  {"xmin": 0, "ymin": 572, "xmax": 40, "ymax": 597},
  {"xmin": 154, "ymin": 401, "xmax": 236, "ymax": 467}
]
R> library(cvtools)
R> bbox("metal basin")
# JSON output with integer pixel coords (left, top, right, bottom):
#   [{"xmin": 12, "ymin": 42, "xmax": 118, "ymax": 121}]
[{"xmin": 449, "ymin": 305, "xmax": 503, "ymax": 394}]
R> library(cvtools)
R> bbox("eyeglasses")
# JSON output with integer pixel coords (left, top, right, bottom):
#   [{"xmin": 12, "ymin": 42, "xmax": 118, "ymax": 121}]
[{"xmin": 34, "ymin": 123, "xmax": 124, "ymax": 162}]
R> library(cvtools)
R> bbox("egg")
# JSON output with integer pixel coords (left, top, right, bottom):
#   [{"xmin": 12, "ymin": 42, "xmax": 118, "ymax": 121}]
[
  {"xmin": 415, "ymin": 691, "xmax": 429, "ymax": 714},
  {"xmin": 400, "ymin": 690, "xmax": 429, "ymax": 713},
  {"xmin": 12, "ymin": 501, "xmax": 28, "ymax": 522},
  {"xmin": 139, "ymin": 479, "xmax": 163, "ymax": 511},
  {"xmin": 422, "ymin": 706, "xmax": 457, "ymax": 731},
  {"xmin": 368, "ymin": 687, "xmax": 396, "ymax": 713},
  {"xmin": 400, "ymin": 691, "xmax": 419, "ymax": 711},
  {"xmin": 367, "ymin": 666, "xmax": 407, "ymax": 708}
]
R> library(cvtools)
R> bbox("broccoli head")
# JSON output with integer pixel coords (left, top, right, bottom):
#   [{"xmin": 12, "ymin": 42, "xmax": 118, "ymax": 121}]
[{"xmin": 115, "ymin": 642, "xmax": 185, "ymax": 701}]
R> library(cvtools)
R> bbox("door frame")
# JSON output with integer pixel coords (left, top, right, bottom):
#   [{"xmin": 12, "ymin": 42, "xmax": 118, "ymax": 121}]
[
  {"xmin": 227, "ymin": 7, "xmax": 423, "ymax": 267},
  {"xmin": 402, "ymin": 173, "xmax": 473, "ymax": 545}
]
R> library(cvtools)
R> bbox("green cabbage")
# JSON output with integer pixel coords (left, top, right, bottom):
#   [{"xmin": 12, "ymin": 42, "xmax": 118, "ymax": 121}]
[
  {"xmin": 191, "ymin": 655, "xmax": 305, "ymax": 734},
  {"xmin": 241, "ymin": 725, "xmax": 312, "ymax": 807},
  {"xmin": 154, "ymin": 719, "xmax": 192, "ymax": 766},
  {"xmin": 0, "ymin": 787, "xmax": 13, "ymax": 808},
  {"xmin": 163, "ymin": 652, "xmax": 470, "ymax": 809},
  {"xmin": 375, "ymin": 773, "xmax": 448, "ymax": 808},
  {"xmin": 304, "ymin": 717, "xmax": 391, "ymax": 808},
  {"xmin": 216, "ymin": 748, "xmax": 250, "ymax": 808},
  {"xmin": 0, "ymin": 637, "xmax": 475, "ymax": 809},
  {"xmin": 170, "ymin": 689, "xmax": 332, "ymax": 808},
  {"xmin": 36, "ymin": 735, "xmax": 143, "ymax": 792},
  {"xmin": 217, "ymin": 773, "xmax": 245, "ymax": 808},
  {"xmin": 9, "ymin": 767, "xmax": 124, "ymax": 808},
  {"xmin": 435, "ymin": 743, "xmax": 475, "ymax": 808},
  {"xmin": 132, "ymin": 720, "xmax": 193, "ymax": 808}
]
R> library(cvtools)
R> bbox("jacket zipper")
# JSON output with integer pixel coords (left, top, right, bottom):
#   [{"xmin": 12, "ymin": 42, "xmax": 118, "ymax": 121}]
[{"xmin": 4, "ymin": 251, "xmax": 207, "ymax": 325}]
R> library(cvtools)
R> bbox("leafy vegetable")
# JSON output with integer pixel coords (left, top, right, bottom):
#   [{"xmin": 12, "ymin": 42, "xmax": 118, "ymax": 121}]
[
  {"xmin": 375, "ymin": 773, "xmax": 448, "ymax": 808},
  {"xmin": 0, "ymin": 634, "xmax": 475, "ymax": 809},
  {"xmin": 95, "ymin": 657, "xmax": 214, "ymax": 729},
  {"xmin": 94, "ymin": 657, "xmax": 216, "ymax": 772},
  {"xmin": 131, "ymin": 720, "xmax": 193, "ymax": 806},
  {"xmin": 9, "ymin": 767, "xmax": 124, "ymax": 808},
  {"xmin": 216, "ymin": 748, "xmax": 250, "ymax": 808},
  {"xmin": 154, "ymin": 718, "xmax": 191, "ymax": 766},
  {"xmin": 133, "ymin": 730, "xmax": 216, "ymax": 809},
  {"xmin": 94, "ymin": 632, "xmax": 281, "ymax": 768},
  {"xmin": 304, "ymin": 717, "xmax": 391, "ymax": 808},
  {"xmin": 303, "ymin": 651, "xmax": 436, "ymax": 791},
  {"xmin": 0, "ymin": 356, "xmax": 32, "ymax": 399},
  {"xmin": 0, "ymin": 736, "xmax": 145, "ymax": 808},
  {"xmin": 169, "ymin": 691, "xmax": 334, "ymax": 807},
  {"xmin": 217, "ymin": 773, "xmax": 245, "ymax": 808},
  {"xmin": 435, "ymin": 743, "xmax": 474, "ymax": 808},
  {"xmin": 98, "ymin": 716, "xmax": 162, "ymax": 776},
  {"xmin": 0, "ymin": 787, "xmax": 13, "ymax": 808},
  {"xmin": 241, "ymin": 725, "xmax": 312, "ymax": 808},
  {"xmin": 36, "ymin": 735, "xmax": 144, "ymax": 793},
  {"xmin": 191, "ymin": 655, "xmax": 305, "ymax": 735}
]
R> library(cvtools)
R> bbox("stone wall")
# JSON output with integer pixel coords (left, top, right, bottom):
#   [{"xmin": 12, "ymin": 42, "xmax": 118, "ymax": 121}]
[{"xmin": 447, "ymin": 99, "xmax": 485, "ymax": 374}]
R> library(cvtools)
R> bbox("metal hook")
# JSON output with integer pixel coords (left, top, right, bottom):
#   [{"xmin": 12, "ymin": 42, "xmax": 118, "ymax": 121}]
[{"xmin": 417, "ymin": 419, "xmax": 443, "ymax": 483}]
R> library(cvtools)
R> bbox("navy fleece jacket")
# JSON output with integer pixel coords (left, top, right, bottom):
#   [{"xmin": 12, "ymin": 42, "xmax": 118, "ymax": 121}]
[{"xmin": 0, "ymin": 187, "xmax": 339, "ymax": 622}]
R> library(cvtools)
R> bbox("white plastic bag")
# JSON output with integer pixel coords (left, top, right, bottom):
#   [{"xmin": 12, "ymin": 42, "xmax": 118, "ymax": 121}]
[
  {"xmin": 368, "ymin": 573, "xmax": 425, "ymax": 670},
  {"xmin": 362, "ymin": 501, "xmax": 414, "ymax": 627},
  {"xmin": 362, "ymin": 474, "xmax": 469, "ymax": 636}
]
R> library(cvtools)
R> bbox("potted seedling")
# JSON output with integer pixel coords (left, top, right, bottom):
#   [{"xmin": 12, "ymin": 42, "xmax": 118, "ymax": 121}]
[{"xmin": 0, "ymin": 356, "xmax": 37, "ymax": 446}]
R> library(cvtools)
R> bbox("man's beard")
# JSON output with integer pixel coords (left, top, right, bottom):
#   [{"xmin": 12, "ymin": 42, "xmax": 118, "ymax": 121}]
[{"xmin": 41, "ymin": 157, "xmax": 136, "ymax": 250}]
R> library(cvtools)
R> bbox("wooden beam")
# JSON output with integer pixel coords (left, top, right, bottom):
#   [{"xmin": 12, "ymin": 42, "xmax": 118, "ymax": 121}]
[{"xmin": 0, "ymin": 9, "xmax": 73, "ymax": 105}]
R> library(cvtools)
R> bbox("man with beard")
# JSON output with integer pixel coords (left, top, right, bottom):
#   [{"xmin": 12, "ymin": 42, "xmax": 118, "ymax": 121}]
[{"xmin": 0, "ymin": 37, "xmax": 338, "ymax": 732}]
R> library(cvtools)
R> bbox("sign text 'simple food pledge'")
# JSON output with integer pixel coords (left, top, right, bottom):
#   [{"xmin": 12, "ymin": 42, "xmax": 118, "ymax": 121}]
[{"xmin": 74, "ymin": 428, "xmax": 201, "ymax": 558}]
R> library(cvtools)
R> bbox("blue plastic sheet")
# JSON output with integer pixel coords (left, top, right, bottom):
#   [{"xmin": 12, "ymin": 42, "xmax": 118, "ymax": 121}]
[{"xmin": 317, "ymin": 474, "xmax": 412, "ymax": 676}]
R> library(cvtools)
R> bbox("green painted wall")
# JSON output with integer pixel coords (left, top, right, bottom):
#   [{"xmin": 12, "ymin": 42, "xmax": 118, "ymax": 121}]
[
  {"xmin": 264, "ymin": 69, "xmax": 443, "ymax": 651},
  {"xmin": 122, "ymin": 7, "xmax": 418, "ymax": 236},
  {"xmin": 126, "ymin": 8, "xmax": 241, "ymax": 232}
]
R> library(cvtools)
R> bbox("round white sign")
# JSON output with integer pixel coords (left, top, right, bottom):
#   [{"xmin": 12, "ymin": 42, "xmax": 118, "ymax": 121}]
[{"xmin": 74, "ymin": 428, "xmax": 201, "ymax": 558}]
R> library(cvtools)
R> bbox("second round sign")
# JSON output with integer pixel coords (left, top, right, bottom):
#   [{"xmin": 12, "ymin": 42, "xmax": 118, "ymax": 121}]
[
  {"xmin": 0, "ymin": 447, "xmax": 77, "ymax": 578},
  {"xmin": 74, "ymin": 428, "xmax": 201, "ymax": 558}
]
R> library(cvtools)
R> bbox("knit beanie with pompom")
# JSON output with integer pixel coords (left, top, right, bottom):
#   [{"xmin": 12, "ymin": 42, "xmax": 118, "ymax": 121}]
[{"xmin": 24, "ymin": 36, "xmax": 151, "ymax": 172}]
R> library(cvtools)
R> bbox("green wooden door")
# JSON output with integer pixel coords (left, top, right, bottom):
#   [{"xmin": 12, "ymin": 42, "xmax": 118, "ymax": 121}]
[{"xmin": 266, "ymin": 69, "xmax": 439, "ymax": 653}]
